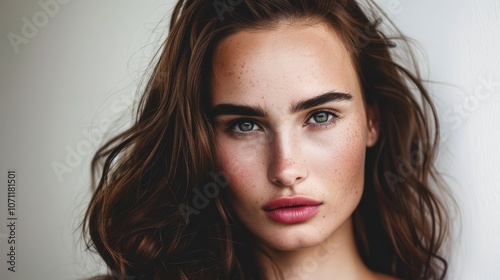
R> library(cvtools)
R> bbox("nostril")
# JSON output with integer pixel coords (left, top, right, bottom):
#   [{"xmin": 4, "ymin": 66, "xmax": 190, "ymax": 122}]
[{"xmin": 268, "ymin": 161, "xmax": 308, "ymax": 187}]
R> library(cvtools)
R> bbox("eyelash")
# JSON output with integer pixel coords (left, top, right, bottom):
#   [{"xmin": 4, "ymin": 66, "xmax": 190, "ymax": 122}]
[
  {"xmin": 221, "ymin": 119, "xmax": 255, "ymax": 139},
  {"xmin": 305, "ymin": 109, "xmax": 340, "ymax": 128},
  {"xmin": 226, "ymin": 109, "xmax": 341, "ymax": 137}
]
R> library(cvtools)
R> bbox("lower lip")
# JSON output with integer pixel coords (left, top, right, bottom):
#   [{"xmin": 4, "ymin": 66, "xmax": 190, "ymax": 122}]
[{"xmin": 265, "ymin": 205, "xmax": 320, "ymax": 224}]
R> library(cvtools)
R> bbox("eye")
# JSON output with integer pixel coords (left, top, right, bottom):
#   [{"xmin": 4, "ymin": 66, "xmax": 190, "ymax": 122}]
[
  {"xmin": 311, "ymin": 112, "xmax": 330, "ymax": 123},
  {"xmin": 231, "ymin": 119, "xmax": 261, "ymax": 133},
  {"xmin": 306, "ymin": 110, "xmax": 340, "ymax": 127}
]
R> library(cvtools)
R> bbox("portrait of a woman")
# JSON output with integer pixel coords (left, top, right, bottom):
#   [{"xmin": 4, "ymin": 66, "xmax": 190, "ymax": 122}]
[{"xmin": 83, "ymin": 0, "xmax": 452, "ymax": 279}]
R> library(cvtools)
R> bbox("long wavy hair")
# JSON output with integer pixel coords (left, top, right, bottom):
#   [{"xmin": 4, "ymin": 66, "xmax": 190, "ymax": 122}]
[{"xmin": 82, "ymin": 0, "xmax": 451, "ymax": 279}]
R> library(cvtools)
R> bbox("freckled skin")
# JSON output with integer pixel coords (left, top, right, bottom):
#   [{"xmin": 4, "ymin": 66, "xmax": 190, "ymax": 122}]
[{"xmin": 211, "ymin": 23, "xmax": 378, "ymax": 252}]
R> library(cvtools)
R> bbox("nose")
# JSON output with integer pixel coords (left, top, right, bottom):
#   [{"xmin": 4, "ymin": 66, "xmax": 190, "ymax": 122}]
[{"xmin": 268, "ymin": 131, "xmax": 308, "ymax": 187}]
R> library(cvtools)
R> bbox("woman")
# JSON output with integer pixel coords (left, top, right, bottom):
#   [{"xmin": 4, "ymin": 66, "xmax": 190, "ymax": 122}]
[{"xmin": 83, "ymin": 0, "xmax": 452, "ymax": 279}]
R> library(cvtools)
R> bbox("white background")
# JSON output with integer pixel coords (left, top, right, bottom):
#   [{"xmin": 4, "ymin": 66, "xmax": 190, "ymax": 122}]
[{"xmin": 0, "ymin": 0, "xmax": 499, "ymax": 279}]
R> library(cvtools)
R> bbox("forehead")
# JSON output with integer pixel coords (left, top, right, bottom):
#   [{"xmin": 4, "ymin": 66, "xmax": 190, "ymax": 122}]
[{"xmin": 210, "ymin": 22, "xmax": 361, "ymax": 105}]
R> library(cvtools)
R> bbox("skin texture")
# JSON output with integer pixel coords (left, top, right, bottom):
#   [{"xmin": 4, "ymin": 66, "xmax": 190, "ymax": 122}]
[{"xmin": 210, "ymin": 22, "xmax": 392, "ymax": 279}]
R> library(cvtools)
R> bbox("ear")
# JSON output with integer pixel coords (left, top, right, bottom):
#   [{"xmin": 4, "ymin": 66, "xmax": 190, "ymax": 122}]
[{"xmin": 366, "ymin": 104, "xmax": 380, "ymax": 147}]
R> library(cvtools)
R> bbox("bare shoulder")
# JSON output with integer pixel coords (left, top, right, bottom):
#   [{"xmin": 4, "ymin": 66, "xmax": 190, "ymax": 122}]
[{"xmin": 372, "ymin": 271, "xmax": 401, "ymax": 280}]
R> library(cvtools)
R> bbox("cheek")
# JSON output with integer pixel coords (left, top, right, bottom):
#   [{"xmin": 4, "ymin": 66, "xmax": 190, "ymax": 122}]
[
  {"xmin": 332, "ymin": 127, "xmax": 366, "ymax": 182},
  {"xmin": 309, "ymin": 119, "xmax": 368, "ymax": 198},
  {"xmin": 217, "ymin": 138, "xmax": 255, "ymax": 180},
  {"xmin": 215, "ymin": 138, "xmax": 262, "ymax": 205}
]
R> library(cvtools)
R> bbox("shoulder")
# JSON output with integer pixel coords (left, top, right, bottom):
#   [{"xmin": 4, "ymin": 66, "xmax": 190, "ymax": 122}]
[{"xmin": 372, "ymin": 271, "xmax": 402, "ymax": 280}]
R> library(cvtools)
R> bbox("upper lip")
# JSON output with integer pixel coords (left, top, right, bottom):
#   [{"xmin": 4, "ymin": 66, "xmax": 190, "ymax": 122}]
[{"xmin": 262, "ymin": 196, "xmax": 322, "ymax": 211}]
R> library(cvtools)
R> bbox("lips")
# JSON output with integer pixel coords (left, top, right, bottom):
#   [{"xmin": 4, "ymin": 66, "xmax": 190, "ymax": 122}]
[{"xmin": 263, "ymin": 196, "xmax": 322, "ymax": 224}]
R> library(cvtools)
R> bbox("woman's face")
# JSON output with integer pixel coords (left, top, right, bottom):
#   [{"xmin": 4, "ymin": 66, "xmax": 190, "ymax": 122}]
[{"xmin": 210, "ymin": 22, "xmax": 378, "ymax": 251}]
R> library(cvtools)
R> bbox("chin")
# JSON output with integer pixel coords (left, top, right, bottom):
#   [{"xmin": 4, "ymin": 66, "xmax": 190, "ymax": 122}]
[{"xmin": 255, "ymin": 222, "xmax": 336, "ymax": 252}]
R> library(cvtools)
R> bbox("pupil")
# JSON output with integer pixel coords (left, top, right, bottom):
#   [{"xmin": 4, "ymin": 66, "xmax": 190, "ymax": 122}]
[
  {"xmin": 239, "ymin": 122, "xmax": 253, "ymax": 131},
  {"xmin": 314, "ymin": 113, "xmax": 328, "ymax": 123}
]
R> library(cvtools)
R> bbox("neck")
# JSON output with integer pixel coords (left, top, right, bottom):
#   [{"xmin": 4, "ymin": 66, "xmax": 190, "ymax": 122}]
[{"xmin": 253, "ymin": 217, "xmax": 376, "ymax": 280}]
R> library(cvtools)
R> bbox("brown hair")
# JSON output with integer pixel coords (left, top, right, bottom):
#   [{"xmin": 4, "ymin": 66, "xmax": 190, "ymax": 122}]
[{"xmin": 83, "ymin": 0, "xmax": 451, "ymax": 279}]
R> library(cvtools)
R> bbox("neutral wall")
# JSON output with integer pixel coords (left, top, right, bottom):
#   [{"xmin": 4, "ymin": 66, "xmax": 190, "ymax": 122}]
[
  {"xmin": 384, "ymin": 1, "xmax": 500, "ymax": 279},
  {"xmin": 0, "ymin": 1, "xmax": 176, "ymax": 279},
  {"xmin": 0, "ymin": 0, "xmax": 498, "ymax": 279}
]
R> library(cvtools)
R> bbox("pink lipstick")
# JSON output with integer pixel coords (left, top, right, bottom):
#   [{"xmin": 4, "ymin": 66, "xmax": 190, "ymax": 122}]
[{"xmin": 263, "ymin": 196, "xmax": 322, "ymax": 224}]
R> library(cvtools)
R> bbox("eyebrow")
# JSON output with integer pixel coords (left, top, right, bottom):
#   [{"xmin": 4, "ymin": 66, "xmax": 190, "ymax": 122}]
[
  {"xmin": 290, "ymin": 91, "xmax": 352, "ymax": 114},
  {"xmin": 210, "ymin": 103, "xmax": 267, "ymax": 118},
  {"xmin": 210, "ymin": 91, "xmax": 352, "ymax": 118}
]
